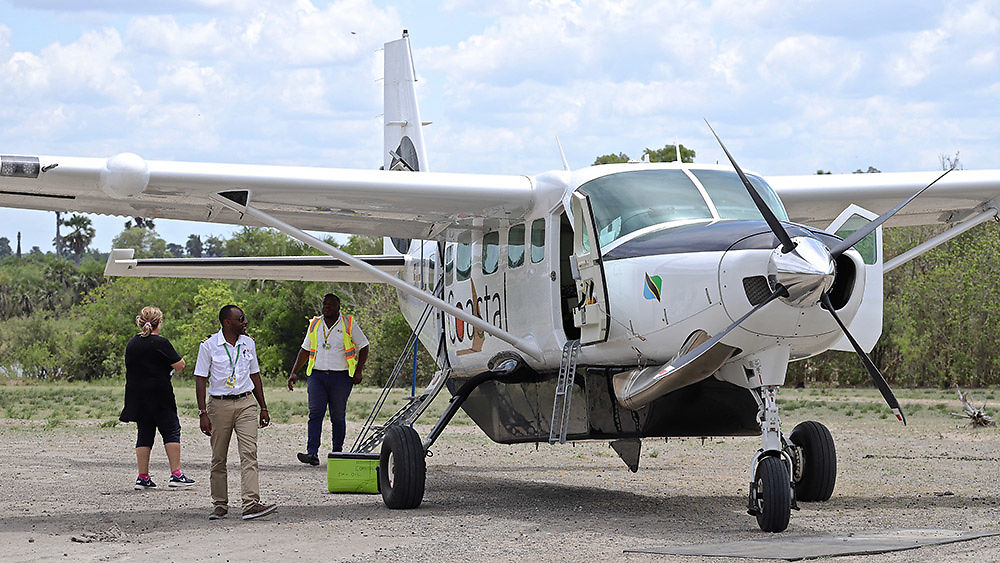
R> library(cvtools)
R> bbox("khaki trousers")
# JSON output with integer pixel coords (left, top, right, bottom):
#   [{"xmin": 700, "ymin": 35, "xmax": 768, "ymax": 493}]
[{"xmin": 207, "ymin": 394, "xmax": 260, "ymax": 511}]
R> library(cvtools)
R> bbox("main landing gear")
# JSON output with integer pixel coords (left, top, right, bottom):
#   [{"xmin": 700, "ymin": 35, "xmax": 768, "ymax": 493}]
[
  {"xmin": 378, "ymin": 354, "xmax": 534, "ymax": 511},
  {"xmin": 379, "ymin": 425, "xmax": 426, "ymax": 509},
  {"xmin": 746, "ymin": 386, "xmax": 837, "ymax": 532}
]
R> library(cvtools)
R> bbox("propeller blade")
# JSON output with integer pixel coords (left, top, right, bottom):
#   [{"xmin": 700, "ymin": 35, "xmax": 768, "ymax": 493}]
[
  {"xmin": 829, "ymin": 167, "xmax": 954, "ymax": 258},
  {"xmin": 820, "ymin": 292, "xmax": 906, "ymax": 425},
  {"xmin": 659, "ymin": 284, "xmax": 788, "ymax": 377},
  {"xmin": 705, "ymin": 120, "xmax": 796, "ymax": 254}
]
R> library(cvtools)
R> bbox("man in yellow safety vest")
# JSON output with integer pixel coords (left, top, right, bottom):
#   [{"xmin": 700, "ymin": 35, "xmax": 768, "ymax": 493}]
[{"xmin": 287, "ymin": 293, "xmax": 369, "ymax": 466}]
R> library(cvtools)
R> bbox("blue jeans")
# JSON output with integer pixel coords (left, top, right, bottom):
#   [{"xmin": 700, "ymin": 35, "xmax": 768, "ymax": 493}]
[{"xmin": 307, "ymin": 369, "xmax": 353, "ymax": 454}]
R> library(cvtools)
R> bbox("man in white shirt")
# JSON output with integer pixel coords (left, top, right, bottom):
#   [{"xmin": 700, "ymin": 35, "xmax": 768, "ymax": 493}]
[
  {"xmin": 287, "ymin": 293, "xmax": 369, "ymax": 465},
  {"xmin": 195, "ymin": 304, "xmax": 277, "ymax": 521}
]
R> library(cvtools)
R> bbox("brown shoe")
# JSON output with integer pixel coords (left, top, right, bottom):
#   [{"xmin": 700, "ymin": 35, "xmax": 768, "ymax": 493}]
[
  {"xmin": 242, "ymin": 502, "xmax": 277, "ymax": 520},
  {"xmin": 208, "ymin": 506, "xmax": 228, "ymax": 520}
]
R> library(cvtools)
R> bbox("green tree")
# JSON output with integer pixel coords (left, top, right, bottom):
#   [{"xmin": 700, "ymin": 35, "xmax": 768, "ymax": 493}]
[
  {"xmin": 0, "ymin": 237, "xmax": 11, "ymax": 257},
  {"xmin": 643, "ymin": 143, "xmax": 695, "ymax": 163},
  {"xmin": 68, "ymin": 276, "xmax": 207, "ymax": 379},
  {"xmin": 204, "ymin": 235, "xmax": 225, "ymax": 257},
  {"xmin": 62, "ymin": 214, "xmax": 96, "ymax": 265},
  {"xmin": 339, "ymin": 235, "xmax": 381, "ymax": 255},
  {"xmin": 853, "ymin": 166, "xmax": 881, "ymax": 174},
  {"xmin": 225, "ymin": 227, "xmax": 313, "ymax": 257},
  {"xmin": 186, "ymin": 234, "xmax": 203, "ymax": 257},
  {"xmin": 166, "ymin": 243, "xmax": 185, "ymax": 257},
  {"xmin": 111, "ymin": 227, "xmax": 168, "ymax": 258},
  {"xmin": 593, "ymin": 152, "xmax": 629, "ymax": 165}
]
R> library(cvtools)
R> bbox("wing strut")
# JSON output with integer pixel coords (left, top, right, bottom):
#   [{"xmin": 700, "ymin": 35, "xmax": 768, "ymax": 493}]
[{"xmin": 209, "ymin": 193, "xmax": 545, "ymax": 362}]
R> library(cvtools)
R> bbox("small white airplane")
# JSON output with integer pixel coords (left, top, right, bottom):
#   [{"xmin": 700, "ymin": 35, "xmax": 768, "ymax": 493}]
[{"xmin": 4, "ymin": 31, "xmax": 1000, "ymax": 532}]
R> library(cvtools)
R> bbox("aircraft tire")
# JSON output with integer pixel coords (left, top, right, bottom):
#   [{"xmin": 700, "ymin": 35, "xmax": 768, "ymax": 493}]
[
  {"xmin": 753, "ymin": 456, "xmax": 791, "ymax": 533},
  {"xmin": 789, "ymin": 421, "xmax": 836, "ymax": 502},
  {"xmin": 379, "ymin": 425, "xmax": 426, "ymax": 509}
]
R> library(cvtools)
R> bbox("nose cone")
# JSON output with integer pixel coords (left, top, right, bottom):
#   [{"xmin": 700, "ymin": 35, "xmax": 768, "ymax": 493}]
[{"xmin": 768, "ymin": 236, "xmax": 835, "ymax": 306}]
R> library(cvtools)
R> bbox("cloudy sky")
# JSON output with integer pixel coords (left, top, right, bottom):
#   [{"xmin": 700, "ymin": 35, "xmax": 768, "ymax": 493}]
[{"xmin": 1, "ymin": 0, "xmax": 998, "ymax": 252}]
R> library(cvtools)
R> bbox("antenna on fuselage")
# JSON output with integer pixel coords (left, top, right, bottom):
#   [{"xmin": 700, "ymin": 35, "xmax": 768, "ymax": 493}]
[
  {"xmin": 675, "ymin": 136, "xmax": 683, "ymax": 163},
  {"xmin": 555, "ymin": 136, "xmax": 570, "ymax": 171}
]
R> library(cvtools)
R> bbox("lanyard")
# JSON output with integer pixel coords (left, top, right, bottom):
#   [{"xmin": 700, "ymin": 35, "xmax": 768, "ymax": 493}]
[
  {"xmin": 321, "ymin": 319, "xmax": 336, "ymax": 345},
  {"xmin": 223, "ymin": 342, "xmax": 242, "ymax": 377}
]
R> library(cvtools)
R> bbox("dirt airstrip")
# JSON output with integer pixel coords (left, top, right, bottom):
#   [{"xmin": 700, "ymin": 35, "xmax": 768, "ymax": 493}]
[{"xmin": 2, "ymin": 398, "xmax": 1000, "ymax": 562}]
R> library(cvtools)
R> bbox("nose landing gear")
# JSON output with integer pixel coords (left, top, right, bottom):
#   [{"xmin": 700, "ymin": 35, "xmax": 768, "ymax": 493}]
[
  {"xmin": 748, "ymin": 455, "xmax": 792, "ymax": 532},
  {"xmin": 746, "ymin": 385, "xmax": 796, "ymax": 532},
  {"xmin": 746, "ymin": 385, "xmax": 838, "ymax": 532}
]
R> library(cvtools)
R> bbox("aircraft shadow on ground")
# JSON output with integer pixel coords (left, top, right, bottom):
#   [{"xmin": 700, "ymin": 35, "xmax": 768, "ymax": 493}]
[{"xmin": 4, "ymin": 463, "xmax": 998, "ymax": 539}]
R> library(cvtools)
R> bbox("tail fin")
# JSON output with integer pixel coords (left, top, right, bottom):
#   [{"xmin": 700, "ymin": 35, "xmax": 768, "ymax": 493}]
[{"xmin": 383, "ymin": 30, "xmax": 429, "ymax": 173}]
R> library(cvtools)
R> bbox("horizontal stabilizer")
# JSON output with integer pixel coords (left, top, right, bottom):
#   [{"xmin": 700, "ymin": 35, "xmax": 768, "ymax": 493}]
[{"xmin": 104, "ymin": 248, "xmax": 404, "ymax": 283}]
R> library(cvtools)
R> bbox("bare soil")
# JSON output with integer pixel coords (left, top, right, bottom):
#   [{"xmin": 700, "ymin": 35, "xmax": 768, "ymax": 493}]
[{"xmin": 2, "ymin": 403, "xmax": 1000, "ymax": 562}]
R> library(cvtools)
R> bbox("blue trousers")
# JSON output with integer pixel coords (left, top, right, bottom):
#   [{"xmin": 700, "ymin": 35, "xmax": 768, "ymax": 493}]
[{"xmin": 307, "ymin": 369, "xmax": 353, "ymax": 454}]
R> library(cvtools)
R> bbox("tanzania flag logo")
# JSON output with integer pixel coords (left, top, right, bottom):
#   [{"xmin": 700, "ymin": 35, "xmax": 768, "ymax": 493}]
[{"xmin": 643, "ymin": 273, "xmax": 662, "ymax": 301}]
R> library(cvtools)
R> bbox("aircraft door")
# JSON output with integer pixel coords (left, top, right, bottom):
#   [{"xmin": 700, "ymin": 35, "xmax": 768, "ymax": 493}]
[
  {"xmin": 570, "ymin": 192, "xmax": 610, "ymax": 344},
  {"xmin": 827, "ymin": 205, "xmax": 882, "ymax": 353}
]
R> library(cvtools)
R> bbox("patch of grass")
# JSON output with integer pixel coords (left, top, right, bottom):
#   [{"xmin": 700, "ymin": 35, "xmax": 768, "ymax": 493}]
[
  {"xmin": 0, "ymin": 383, "xmax": 122, "ymax": 420},
  {"xmin": 99, "ymin": 419, "xmax": 119, "ymax": 428}
]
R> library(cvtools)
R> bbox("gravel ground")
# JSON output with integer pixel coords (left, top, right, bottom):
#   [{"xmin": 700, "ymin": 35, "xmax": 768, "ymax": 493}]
[{"xmin": 2, "ymin": 404, "xmax": 1000, "ymax": 562}]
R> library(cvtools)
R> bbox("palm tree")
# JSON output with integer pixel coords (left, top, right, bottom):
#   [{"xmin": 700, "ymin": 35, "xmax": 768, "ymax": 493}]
[{"xmin": 62, "ymin": 214, "xmax": 96, "ymax": 265}]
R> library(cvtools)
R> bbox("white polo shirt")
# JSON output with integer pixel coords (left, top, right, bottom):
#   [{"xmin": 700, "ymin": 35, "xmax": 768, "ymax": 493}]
[
  {"xmin": 194, "ymin": 331, "xmax": 260, "ymax": 396},
  {"xmin": 300, "ymin": 316, "xmax": 369, "ymax": 371}
]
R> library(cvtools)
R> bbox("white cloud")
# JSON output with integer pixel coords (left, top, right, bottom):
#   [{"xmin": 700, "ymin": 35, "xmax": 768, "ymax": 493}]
[
  {"xmin": 275, "ymin": 68, "xmax": 330, "ymax": 115},
  {"xmin": 1, "ymin": 28, "xmax": 140, "ymax": 103},
  {"xmin": 760, "ymin": 35, "xmax": 863, "ymax": 90},
  {"xmin": 156, "ymin": 62, "xmax": 225, "ymax": 99},
  {"xmin": 126, "ymin": 16, "xmax": 230, "ymax": 59}
]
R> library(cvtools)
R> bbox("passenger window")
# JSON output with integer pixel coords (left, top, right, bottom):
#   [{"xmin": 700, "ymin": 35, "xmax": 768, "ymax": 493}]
[
  {"xmin": 508, "ymin": 224, "xmax": 525, "ymax": 268},
  {"xmin": 457, "ymin": 237, "xmax": 471, "ymax": 281},
  {"xmin": 530, "ymin": 218, "xmax": 545, "ymax": 263},
  {"xmin": 482, "ymin": 231, "xmax": 499, "ymax": 275},
  {"xmin": 445, "ymin": 245, "xmax": 454, "ymax": 286},
  {"xmin": 428, "ymin": 260, "xmax": 436, "ymax": 290}
]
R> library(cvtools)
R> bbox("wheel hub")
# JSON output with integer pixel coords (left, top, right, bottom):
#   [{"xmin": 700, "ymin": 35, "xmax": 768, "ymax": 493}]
[{"xmin": 386, "ymin": 451, "xmax": 395, "ymax": 487}]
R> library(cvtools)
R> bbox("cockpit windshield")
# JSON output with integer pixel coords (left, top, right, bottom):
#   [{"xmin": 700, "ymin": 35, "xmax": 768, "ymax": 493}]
[
  {"xmin": 576, "ymin": 168, "xmax": 789, "ymax": 250},
  {"xmin": 690, "ymin": 169, "xmax": 788, "ymax": 223},
  {"xmin": 577, "ymin": 170, "xmax": 713, "ymax": 248}
]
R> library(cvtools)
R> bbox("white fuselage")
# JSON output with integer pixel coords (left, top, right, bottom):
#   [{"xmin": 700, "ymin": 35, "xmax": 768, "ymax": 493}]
[{"xmin": 391, "ymin": 163, "xmax": 869, "ymax": 390}]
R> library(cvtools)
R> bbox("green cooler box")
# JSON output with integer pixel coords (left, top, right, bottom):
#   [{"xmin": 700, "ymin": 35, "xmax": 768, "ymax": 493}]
[{"xmin": 327, "ymin": 452, "xmax": 380, "ymax": 494}]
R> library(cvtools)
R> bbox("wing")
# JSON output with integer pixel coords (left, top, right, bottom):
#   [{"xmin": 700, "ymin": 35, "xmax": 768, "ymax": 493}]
[
  {"xmin": 0, "ymin": 153, "xmax": 534, "ymax": 240},
  {"xmin": 104, "ymin": 249, "xmax": 405, "ymax": 283},
  {"xmin": 767, "ymin": 169, "xmax": 1000, "ymax": 228}
]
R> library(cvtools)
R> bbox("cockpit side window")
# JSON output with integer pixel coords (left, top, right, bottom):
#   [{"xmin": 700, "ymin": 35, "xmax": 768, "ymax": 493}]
[
  {"xmin": 691, "ymin": 169, "xmax": 789, "ymax": 222},
  {"xmin": 530, "ymin": 218, "xmax": 545, "ymax": 263},
  {"xmin": 834, "ymin": 214, "xmax": 877, "ymax": 265}
]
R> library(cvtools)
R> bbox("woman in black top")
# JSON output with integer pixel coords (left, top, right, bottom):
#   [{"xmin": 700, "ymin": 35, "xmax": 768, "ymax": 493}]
[{"xmin": 121, "ymin": 306, "xmax": 194, "ymax": 489}]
